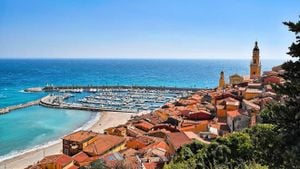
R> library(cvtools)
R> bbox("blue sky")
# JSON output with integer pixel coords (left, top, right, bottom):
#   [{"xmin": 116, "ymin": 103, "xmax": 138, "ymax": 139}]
[{"xmin": 0, "ymin": 0, "xmax": 299, "ymax": 59}]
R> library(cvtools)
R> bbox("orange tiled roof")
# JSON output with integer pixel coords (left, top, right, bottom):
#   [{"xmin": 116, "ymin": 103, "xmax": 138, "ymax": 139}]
[
  {"xmin": 128, "ymin": 135, "xmax": 155, "ymax": 146},
  {"xmin": 141, "ymin": 141, "xmax": 169, "ymax": 153},
  {"xmin": 40, "ymin": 154, "xmax": 73, "ymax": 167},
  {"xmin": 166, "ymin": 132, "xmax": 192, "ymax": 150},
  {"xmin": 101, "ymin": 152, "xmax": 124, "ymax": 168},
  {"xmin": 183, "ymin": 131, "xmax": 210, "ymax": 144},
  {"xmin": 72, "ymin": 151, "xmax": 89, "ymax": 163},
  {"xmin": 63, "ymin": 130, "xmax": 97, "ymax": 143},
  {"xmin": 243, "ymin": 99, "xmax": 260, "ymax": 111},
  {"xmin": 120, "ymin": 148, "xmax": 138, "ymax": 157},
  {"xmin": 83, "ymin": 134, "xmax": 125, "ymax": 156},
  {"xmin": 143, "ymin": 162, "xmax": 163, "ymax": 169},
  {"xmin": 134, "ymin": 120, "xmax": 154, "ymax": 131}
]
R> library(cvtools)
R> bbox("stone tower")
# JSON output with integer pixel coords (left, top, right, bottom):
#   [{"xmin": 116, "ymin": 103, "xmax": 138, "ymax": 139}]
[
  {"xmin": 250, "ymin": 41, "xmax": 261, "ymax": 79},
  {"xmin": 219, "ymin": 71, "xmax": 225, "ymax": 89}
]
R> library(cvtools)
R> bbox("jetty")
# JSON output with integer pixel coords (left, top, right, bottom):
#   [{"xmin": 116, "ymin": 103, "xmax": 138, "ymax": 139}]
[{"xmin": 0, "ymin": 99, "xmax": 40, "ymax": 115}]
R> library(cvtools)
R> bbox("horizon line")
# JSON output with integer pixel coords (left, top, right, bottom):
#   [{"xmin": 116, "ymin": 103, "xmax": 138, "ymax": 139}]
[{"xmin": 0, "ymin": 57, "xmax": 286, "ymax": 61}]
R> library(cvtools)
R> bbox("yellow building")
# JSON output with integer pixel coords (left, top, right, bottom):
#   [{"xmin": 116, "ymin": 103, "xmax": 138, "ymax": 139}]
[
  {"xmin": 244, "ymin": 88, "xmax": 262, "ymax": 100},
  {"xmin": 218, "ymin": 71, "xmax": 225, "ymax": 89},
  {"xmin": 250, "ymin": 41, "xmax": 261, "ymax": 79},
  {"xmin": 229, "ymin": 74, "xmax": 244, "ymax": 85}
]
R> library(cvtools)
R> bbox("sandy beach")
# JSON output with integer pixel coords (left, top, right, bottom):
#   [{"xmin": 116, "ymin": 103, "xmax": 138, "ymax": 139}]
[{"xmin": 0, "ymin": 111, "xmax": 134, "ymax": 169}]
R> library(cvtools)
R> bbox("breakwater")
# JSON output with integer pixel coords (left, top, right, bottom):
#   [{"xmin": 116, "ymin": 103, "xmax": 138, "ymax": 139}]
[{"xmin": 0, "ymin": 100, "xmax": 40, "ymax": 115}]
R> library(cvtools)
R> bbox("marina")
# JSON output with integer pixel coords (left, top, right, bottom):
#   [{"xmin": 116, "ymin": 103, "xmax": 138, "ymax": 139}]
[
  {"xmin": 40, "ymin": 86, "xmax": 195, "ymax": 113},
  {"xmin": 1, "ymin": 86, "xmax": 198, "ymax": 115}
]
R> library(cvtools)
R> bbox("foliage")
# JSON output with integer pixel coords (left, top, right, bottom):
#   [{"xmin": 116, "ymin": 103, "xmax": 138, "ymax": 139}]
[
  {"xmin": 243, "ymin": 162, "xmax": 269, "ymax": 169},
  {"xmin": 90, "ymin": 159, "xmax": 107, "ymax": 169},
  {"xmin": 164, "ymin": 133, "xmax": 255, "ymax": 169},
  {"xmin": 262, "ymin": 17, "xmax": 300, "ymax": 168},
  {"xmin": 243, "ymin": 124, "xmax": 280, "ymax": 167}
]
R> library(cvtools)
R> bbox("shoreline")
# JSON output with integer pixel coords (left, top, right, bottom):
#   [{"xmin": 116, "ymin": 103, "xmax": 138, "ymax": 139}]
[{"xmin": 0, "ymin": 111, "xmax": 134, "ymax": 169}]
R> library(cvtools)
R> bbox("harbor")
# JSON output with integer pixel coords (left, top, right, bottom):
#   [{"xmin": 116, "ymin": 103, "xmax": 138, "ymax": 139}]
[
  {"xmin": 1, "ymin": 86, "xmax": 200, "ymax": 115},
  {"xmin": 40, "ymin": 86, "xmax": 195, "ymax": 113}
]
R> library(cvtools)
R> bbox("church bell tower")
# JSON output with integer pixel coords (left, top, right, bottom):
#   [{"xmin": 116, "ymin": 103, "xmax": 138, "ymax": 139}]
[
  {"xmin": 250, "ymin": 41, "xmax": 261, "ymax": 79},
  {"xmin": 219, "ymin": 71, "xmax": 225, "ymax": 89}
]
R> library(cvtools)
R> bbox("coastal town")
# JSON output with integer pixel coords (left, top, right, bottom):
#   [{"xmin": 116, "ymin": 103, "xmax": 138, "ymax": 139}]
[{"xmin": 18, "ymin": 42, "xmax": 285, "ymax": 169}]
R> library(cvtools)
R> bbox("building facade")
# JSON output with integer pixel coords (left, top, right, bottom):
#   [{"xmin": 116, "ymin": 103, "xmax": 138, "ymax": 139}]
[{"xmin": 229, "ymin": 74, "xmax": 244, "ymax": 85}]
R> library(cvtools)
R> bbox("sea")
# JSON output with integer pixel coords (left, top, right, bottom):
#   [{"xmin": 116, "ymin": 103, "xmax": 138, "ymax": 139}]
[{"xmin": 0, "ymin": 59, "xmax": 284, "ymax": 162}]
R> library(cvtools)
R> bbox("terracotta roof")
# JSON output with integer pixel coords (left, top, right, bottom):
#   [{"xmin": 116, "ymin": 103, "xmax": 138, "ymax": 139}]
[
  {"xmin": 143, "ymin": 162, "xmax": 163, "ymax": 169},
  {"xmin": 120, "ymin": 148, "xmax": 138, "ymax": 157},
  {"xmin": 134, "ymin": 120, "xmax": 154, "ymax": 131},
  {"xmin": 72, "ymin": 151, "xmax": 89, "ymax": 163},
  {"xmin": 141, "ymin": 141, "xmax": 169, "ymax": 153},
  {"xmin": 124, "ymin": 156, "xmax": 142, "ymax": 169},
  {"xmin": 40, "ymin": 154, "xmax": 73, "ymax": 167},
  {"xmin": 141, "ymin": 113, "xmax": 164, "ymax": 125},
  {"xmin": 101, "ymin": 152, "xmax": 124, "ymax": 168},
  {"xmin": 127, "ymin": 126, "xmax": 146, "ymax": 136},
  {"xmin": 63, "ymin": 130, "xmax": 97, "ymax": 143},
  {"xmin": 147, "ymin": 129, "xmax": 170, "ymax": 135},
  {"xmin": 243, "ymin": 100, "xmax": 260, "ymax": 111},
  {"xmin": 166, "ymin": 132, "xmax": 192, "ymax": 150},
  {"xmin": 183, "ymin": 131, "xmax": 210, "ymax": 144},
  {"xmin": 224, "ymin": 97, "xmax": 240, "ymax": 106},
  {"xmin": 83, "ymin": 134, "xmax": 125, "ymax": 156},
  {"xmin": 127, "ymin": 135, "xmax": 155, "ymax": 146}
]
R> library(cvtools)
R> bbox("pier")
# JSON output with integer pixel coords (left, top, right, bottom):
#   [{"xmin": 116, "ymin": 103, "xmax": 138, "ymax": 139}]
[{"xmin": 0, "ymin": 99, "xmax": 40, "ymax": 115}]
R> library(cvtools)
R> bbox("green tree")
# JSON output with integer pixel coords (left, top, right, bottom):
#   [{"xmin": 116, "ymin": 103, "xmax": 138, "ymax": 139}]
[
  {"xmin": 243, "ymin": 124, "xmax": 280, "ymax": 167},
  {"xmin": 263, "ymin": 17, "xmax": 300, "ymax": 168},
  {"xmin": 212, "ymin": 132, "xmax": 253, "ymax": 167},
  {"xmin": 90, "ymin": 159, "xmax": 107, "ymax": 169},
  {"xmin": 243, "ymin": 162, "xmax": 269, "ymax": 169}
]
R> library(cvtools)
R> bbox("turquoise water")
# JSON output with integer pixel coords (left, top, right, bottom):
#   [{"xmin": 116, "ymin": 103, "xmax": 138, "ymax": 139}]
[
  {"xmin": 0, "ymin": 59, "xmax": 284, "ymax": 161},
  {"xmin": 0, "ymin": 105, "xmax": 97, "ymax": 160}
]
